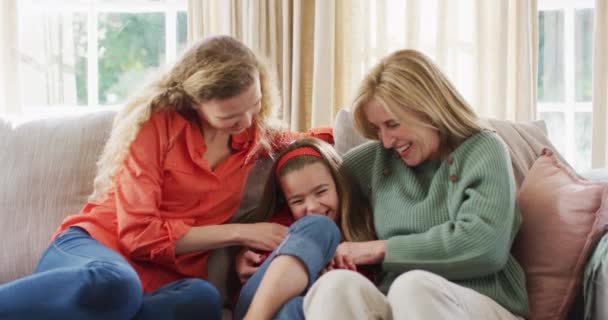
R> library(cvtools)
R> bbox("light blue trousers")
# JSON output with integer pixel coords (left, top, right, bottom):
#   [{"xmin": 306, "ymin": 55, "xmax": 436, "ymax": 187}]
[{"xmin": 233, "ymin": 215, "xmax": 341, "ymax": 320}]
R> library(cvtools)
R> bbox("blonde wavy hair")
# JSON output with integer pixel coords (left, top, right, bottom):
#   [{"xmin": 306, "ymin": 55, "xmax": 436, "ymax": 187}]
[
  {"xmin": 352, "ymin": 49, "xmax": 485, "ymax": 159},
  {"xmin": 90, "ymin": 36, "xmax": 281, "ymax": 201},
  {"xmin": 256, "ymin": 138, "xmax": 376, "ymax": 242}
]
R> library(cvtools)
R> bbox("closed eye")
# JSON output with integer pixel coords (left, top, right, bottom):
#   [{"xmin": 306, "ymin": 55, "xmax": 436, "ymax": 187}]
[{"xmin": 386, "ymin": 120, "xmax": 400, "ymax": 128}]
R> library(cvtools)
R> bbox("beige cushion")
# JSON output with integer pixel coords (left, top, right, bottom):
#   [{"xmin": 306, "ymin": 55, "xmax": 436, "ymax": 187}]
[
  {"xmin": 333, "ymin": 108, "xmax": 366, "ymax": 156},
  {"xmin": 485, "ymin": 118, "xmax": 574, "ymax": 188},
  {"xmin": 0, "ymin": 111, "xmax": 115, "ymax": 283}
]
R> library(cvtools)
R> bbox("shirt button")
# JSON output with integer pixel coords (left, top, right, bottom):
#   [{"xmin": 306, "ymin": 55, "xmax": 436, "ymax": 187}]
[
  {"xmin": 447, "ymin": 156, "xmax": 454, "ymax": 165},
  {"xmin": 383, "ymin": 168, "xmax": 391, "ymax": 176},
  {"xmin": 449, "ymin": 174, "xmax": 458, "ymax": 182}
]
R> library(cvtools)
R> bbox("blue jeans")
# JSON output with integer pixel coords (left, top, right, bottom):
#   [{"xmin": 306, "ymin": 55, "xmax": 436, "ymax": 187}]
[
  {"xmin": 0, "ymin": 227, "xmax": 222, "ymax": 320},
  {"xmin": 233, "ymin": 215, "xmax": 341, "ymax": 320}
]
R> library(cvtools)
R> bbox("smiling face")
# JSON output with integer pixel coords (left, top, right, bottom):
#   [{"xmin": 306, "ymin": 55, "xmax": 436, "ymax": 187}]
[
  {"xmin": 194, "ymin": 75, "xmax": 262, "ymax": 134},
  {"xmin": 279, "ymin": 162, "xmax": 339, "ymax": 222},
  {"xmin": 363, "ymin": 98, "xmax": 441, "ymax": 167}
]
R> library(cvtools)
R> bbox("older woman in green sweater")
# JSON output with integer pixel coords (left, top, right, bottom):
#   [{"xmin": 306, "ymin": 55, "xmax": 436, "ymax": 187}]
[{"xmin": 303, "ymin": 50, "xmax": 529, "ymax": 320}]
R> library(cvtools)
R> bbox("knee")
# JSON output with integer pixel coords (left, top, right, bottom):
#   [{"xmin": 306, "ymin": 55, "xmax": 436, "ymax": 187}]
[
  {"xmin": 172, "ymin": 279, "xmax": 222, "ymax": 319},
  {"xmin": 306, "ymin": 270, "xmax": 367, "ymax": 301},
  {"xmin": 387, "ymin": 270, "xmax": 442, "ymax": 303},
  {"xmin": 78, "ymin": 261, "xmax": 142, "ymax": 317},
  {"xmin": 290, "ymin": 215, "xmax": 340, "ymax": 248},
  {"xmin": 304, "ymin": 270, "xmax": 381, "ymax": 316}
]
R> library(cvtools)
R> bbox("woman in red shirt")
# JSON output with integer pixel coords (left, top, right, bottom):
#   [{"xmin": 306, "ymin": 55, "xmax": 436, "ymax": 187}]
[{"xmin": 0, "ymin": 36, "xmax": 320, "ymax": 320}]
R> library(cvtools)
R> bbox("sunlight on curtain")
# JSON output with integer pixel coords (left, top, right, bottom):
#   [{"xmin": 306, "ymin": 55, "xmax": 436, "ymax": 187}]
[
  {"xmin": 334, "ymin": 0, "xmax": 538, "ymax": 122},
  {"xmin": 592, "ymin": 0, "xmax": 608, "ymax": 168},
  {"xmin": 0, "ymin": 0, "xmax": 21, "ymax": 115}
]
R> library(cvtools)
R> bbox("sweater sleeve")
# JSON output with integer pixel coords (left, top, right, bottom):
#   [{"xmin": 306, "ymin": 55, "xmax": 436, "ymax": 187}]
[
  {"xmin": 383, "ymin": 134, "xmax": 519, "ymax": 280},
  {"xmin": 114, "ymin": 112, "xmax": 191, "ymax": 267}
]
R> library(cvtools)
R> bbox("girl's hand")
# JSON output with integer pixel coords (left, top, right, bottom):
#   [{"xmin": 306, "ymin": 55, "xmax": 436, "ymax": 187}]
[
  {"xmin": 238, "ymin": 223, "xmax": 288, "ymax": 251},
  {"xmin": 235, "ymin": 248, "xmax": 264, "ymax": 283}
]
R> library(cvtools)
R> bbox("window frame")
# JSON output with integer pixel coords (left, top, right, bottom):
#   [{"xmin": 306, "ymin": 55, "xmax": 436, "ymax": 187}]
[
  {"xmin": 18, "ymin": 0, "xmax": 186, "ymax": 114},
  {"xmin": 537, "ymin": 0, "xmax": 594, "ymax": 170}
]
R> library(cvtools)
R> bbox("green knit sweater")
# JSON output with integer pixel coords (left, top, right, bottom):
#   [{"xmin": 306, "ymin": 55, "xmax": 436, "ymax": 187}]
[{"xmin": 343, "ymin": 131, "xmax": 529, "ymax": 317}]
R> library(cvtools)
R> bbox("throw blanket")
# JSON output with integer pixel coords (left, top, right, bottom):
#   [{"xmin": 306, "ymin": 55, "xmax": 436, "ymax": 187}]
[{"xmin": 585, "ymin": 233, "xmax": 608, "ymax": 319}]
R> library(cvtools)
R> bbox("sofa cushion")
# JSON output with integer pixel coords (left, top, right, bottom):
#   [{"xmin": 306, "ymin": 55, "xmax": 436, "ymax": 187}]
[
  {"xmin": 333, "ymin": 108, "xmax": 366, "ymax": 156},
  {"xmin": 0, "ymin": 111, "xmax": 115, "ymax": 283},
  {"xmin": 512, "ymin": 149, "xmax": 608, "ymax": 320}
]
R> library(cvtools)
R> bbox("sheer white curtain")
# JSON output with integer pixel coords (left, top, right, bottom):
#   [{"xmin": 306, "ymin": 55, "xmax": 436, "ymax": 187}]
[
  {"xmin": 336, "ymin": 0, "xmax": 538, "ymax": 122},
  {"xmin": 592, "ymin": 0, "xmax": 608, "ymax": 168},
  {"xmin": 0, "ymin": 0, "xmax": 21, "ymax": 115}
]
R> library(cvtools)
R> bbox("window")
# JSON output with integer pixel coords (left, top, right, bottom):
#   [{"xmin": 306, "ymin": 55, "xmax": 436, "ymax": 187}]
[
  {"xmin": 18, "ymin": 0, "xmax": 187, "ymax": 113},
  {"xmin": 537, "ymin": 0, "xmax": 594, "ymax": 172}
]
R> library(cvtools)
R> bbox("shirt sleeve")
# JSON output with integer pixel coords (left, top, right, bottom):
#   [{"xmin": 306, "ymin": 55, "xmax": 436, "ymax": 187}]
[
  {"xmin": 383, "ymin": 135, "xmax": 519, "ymax": 280},
  {"xmin": 114, "ymin": 112, "xmax": 191, "ymax": 266}
]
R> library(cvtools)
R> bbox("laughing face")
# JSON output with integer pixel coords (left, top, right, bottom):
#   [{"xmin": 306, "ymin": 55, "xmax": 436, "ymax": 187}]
[
  {"xmin": 363, "ymin": 98, "xmax": 441, "ymax": 167},
  {"xmin": 279, "ymin": 162, "xmax": 339, "ymax": 222}
]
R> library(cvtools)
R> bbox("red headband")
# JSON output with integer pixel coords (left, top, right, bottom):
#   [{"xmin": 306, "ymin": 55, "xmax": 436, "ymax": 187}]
[{"xmin": 276, "ymin": 147, "xmax": 322, "ymax": 175}]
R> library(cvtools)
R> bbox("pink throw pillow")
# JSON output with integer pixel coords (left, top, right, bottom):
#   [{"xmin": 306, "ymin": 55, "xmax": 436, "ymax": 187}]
[{"xmin": 512, "ymin": 149, "xmax": 608, "ymax": 320}]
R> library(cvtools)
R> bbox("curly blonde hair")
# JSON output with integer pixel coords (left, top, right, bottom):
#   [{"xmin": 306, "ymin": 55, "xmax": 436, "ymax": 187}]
[
  {"xmin": 352, "ymin": 49, "xmax": 485, "ymax": 159},
  {"xmin": 90, "ymin": 36, "xmax": 281, "ymax": 201}
]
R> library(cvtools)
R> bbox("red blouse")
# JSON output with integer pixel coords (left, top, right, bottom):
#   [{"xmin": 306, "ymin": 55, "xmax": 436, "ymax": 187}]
[{"xmin": 52, "ymin": 109, "xmax": 332, "ymax": 292}]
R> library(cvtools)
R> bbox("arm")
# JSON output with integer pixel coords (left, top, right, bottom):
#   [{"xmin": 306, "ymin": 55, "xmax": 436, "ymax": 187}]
[
  {"xmin": 383, "ymin": 135, "xmax": 519, "ymax": 280},
  {"xmin": 175, "ymin": 222, "xmax": 286, "ymax": 255},
  {"xmin": 115, "ymin": 112, "xmax": 287, "ymax": 266},
  {"xmin": 114, "ymin": 113, "xmax": 188, "ymax": 266}
]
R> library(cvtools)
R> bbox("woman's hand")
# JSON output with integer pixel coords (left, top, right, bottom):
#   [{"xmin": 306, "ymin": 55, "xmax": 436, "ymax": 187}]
[
  {"xmin": 235, "ymin": 248, "xmax": 264, "ymax": 283},
  {"xmin": 330, "ymin": 250, "xmax": 357, "ymax": 271},
  {"xmin": 237, "ymin": 223, "xmax": 288, "ymax": 251},
  {"xmin": 334, "ymin": 240, "xmax": 387, "ymax": 267}
]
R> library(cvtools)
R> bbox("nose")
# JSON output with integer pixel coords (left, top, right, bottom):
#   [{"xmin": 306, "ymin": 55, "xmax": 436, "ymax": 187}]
[
  {"xmin": 239, "ymin": 112, "xmax": 253, "ymax": 129},
  {"xmin": 304, "ymin": 198, "xmax": 322, "ymax": 215},
  {"xmin": 379, "ymin": 128, "xmax": 395, "ymax": 149}
]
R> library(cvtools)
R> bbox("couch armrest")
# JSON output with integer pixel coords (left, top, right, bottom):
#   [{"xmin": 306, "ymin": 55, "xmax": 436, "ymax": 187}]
[{"xmin": 581, "ymin": 168, "xmax": 608, "ymax": 182}]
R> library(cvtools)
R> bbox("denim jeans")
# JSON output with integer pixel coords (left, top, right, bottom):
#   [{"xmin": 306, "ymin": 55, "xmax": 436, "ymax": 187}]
[
  {"xmin": 0, "ymin": 227, "xmax": 222, "ymax": 320},
  {"xmin": 233, "ymin": 215, "xmax": 341, "ymax": 320}
]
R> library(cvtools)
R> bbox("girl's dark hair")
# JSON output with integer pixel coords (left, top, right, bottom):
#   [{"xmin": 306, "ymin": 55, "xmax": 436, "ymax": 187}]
[{"xmin": 256, "ymin": 137, "xmax": 376, "ymax": 241}]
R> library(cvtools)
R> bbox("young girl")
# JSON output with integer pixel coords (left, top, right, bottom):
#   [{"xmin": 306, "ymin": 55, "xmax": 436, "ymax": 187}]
[{"xmin": 233, "ymin": 137, "xmax": 376, "ymax": 320}]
